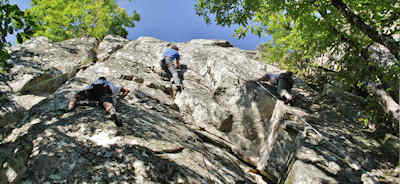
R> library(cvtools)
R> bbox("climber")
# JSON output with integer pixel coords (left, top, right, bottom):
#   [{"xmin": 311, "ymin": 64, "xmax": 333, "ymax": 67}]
[
  {"xmin": 254, "ymin": 71, "xmax": 294, "ymax": 104},
  {"xmin": 67, "ymin": 77, "xmax": 130, "ymax": 127},
  {"xmin": 160, "ymin": 44, "xmax": 183, "ymax": 93}
]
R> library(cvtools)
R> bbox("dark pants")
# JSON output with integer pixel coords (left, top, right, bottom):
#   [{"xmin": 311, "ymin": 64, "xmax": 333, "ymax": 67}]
[
  {"xmin": 277, "ymin": 78, "xmax": 293, "ymax": 101},
  {"xmin": 160, "ymin": 58, "xmax": 172, "ymax": 79}
]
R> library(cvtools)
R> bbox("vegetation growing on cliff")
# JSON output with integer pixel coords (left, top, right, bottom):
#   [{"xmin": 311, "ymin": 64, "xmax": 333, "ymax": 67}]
[{"xmin": 196, "ymin": 0, "xmax": 400, "ymax": 132}]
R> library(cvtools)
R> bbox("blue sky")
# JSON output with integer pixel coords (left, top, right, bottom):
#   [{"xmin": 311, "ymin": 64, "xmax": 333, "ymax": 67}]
[{"xmin": 8, "ymin": 0, "xmax": 271, "ymax": 50}]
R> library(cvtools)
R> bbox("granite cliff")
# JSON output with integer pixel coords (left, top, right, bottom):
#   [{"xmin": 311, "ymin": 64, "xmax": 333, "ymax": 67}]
[{"xmin": 0, "ymin": 35, "xmax": 398, "ymax": 184}]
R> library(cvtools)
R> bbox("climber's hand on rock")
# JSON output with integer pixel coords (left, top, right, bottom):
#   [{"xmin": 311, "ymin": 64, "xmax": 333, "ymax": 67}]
[{"xmin": 120, "ymin": 88, "xmax": 130, "ymax": 98}]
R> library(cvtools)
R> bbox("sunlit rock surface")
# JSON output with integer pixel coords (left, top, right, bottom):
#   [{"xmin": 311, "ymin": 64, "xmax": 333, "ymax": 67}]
[{"xmin": 0, "ymin": 35, "xmax": 397, "ymax": 184}]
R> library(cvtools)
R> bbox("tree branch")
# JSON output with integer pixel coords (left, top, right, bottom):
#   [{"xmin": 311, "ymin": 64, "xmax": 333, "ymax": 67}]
[
  {"xmin": 367, "ymin": 82, "xmax": 400, "ymax": 122},
  {"xmin": 330, "ymin": 0, "xmax": 400, "ymax": 61}
]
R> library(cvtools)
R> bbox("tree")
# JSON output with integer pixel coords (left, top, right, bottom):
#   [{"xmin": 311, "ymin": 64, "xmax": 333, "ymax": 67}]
[
  {"xmin": 196, "ymin": 0, "xmax": 399, "ymax": 59},
  {"xmin": 330, "ymin": 0, "xmax": 400, "ymax": 60},
  {"xmin": 0, "ymin": 0, "xmax": 34, "ymax": 73},
  {"xmin": 195, "ymin": 0, "xmax": 400, "ymax": 126},
  {"xmin": 26, "ymin": 0, "xmax": 140, "ymax": 42}
]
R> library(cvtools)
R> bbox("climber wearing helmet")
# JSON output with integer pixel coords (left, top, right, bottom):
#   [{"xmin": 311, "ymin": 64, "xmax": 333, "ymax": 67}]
[{"xmin": 67, "ymin": 77, "xmax": 130, "ymax": 127}]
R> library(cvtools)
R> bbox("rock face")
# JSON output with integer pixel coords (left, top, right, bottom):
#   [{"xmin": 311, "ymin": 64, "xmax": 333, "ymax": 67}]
[
  {"xmin": 0, "ymin": 36, "xmax": 98, "ymax": 142},
  {"xmin": 0, "ymin": 91, "xmax": 23, "ymax": 124},
  {"xmin": 0, "ymin": 35, "xmax": 397, "ymax": 184}
]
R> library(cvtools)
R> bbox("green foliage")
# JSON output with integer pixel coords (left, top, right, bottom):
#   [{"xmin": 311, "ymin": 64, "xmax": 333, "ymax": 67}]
[
  {"xmin": 358, "ymin": 94, "xmax": 398, "ymax": 135},
  {"xmin": 195, "ymin": 0, "xmax": 399, "ymax": 74},
  {"xmin": 0, "ymin": 0, "xmax": 35, "ymax": 73},
  {"xmin": 195, "ymin": 0, "xmax": 400, "ymax": 129},
  {"xmin": 26, "ymin": 0, "xmax": 140, "ymax": 42},
  {"xmin": 381, "ymin": 62, "xmax": 400, "ymax": 99}
]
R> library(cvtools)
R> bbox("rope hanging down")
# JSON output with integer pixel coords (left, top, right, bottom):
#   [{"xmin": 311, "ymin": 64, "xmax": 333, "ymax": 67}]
[{"xmin": 254, "ymin": 81, "xmax": 374, "ymax": 176}]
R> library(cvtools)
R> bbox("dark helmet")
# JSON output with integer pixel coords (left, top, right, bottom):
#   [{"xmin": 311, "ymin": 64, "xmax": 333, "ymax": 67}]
[{"xmin": 98, "ymin": 77, "xmax": 106, "ymax": 81}]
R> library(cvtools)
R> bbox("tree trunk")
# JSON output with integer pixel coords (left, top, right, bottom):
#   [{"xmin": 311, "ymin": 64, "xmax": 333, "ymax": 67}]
[
  {"xmin": 367, "ymin": 82, "xmax": 400, "ymax": 122},
  {"xmin": 330, "ymin": 0, "xmax": 400, "ymax": 61},
  {"xmin": 323, "ymin": 18, "xmax": 399, "ymax": 121}
]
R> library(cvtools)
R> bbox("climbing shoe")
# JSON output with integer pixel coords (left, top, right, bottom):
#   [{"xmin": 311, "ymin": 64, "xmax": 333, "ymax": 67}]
[
  {"xmin": 176, "ymin": 86, "xmax": 182, "ymax": 93},
  {"xmin": 111, "ymin": 114, "xmax": 123, "ymax": 127},
  {"xmin": 160, "ymin": 72, "xmax": 171, "ymax": 81}
]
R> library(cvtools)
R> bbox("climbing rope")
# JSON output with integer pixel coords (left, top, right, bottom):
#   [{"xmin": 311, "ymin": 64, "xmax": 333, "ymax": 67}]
[
  {"xmin": 207, "ymin": 62, "xmax": 375, "ymax": 180},
  {"xmin": 255, "ymin": 81, "xmax": 279, "ymax": 100},
  {"xmin": 254, "ymin": 81, "xmax": 376, "ymax": 178}
]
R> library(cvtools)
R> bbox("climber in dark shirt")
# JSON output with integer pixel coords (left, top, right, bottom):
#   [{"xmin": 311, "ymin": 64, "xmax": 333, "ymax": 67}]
[
  {"xmin": 67, "ymin": 77, "xmax": 130, "ymax": 127},
  {"xmin": 255, "ymin": 71, "xmax": 294, "ymax": 103}
]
